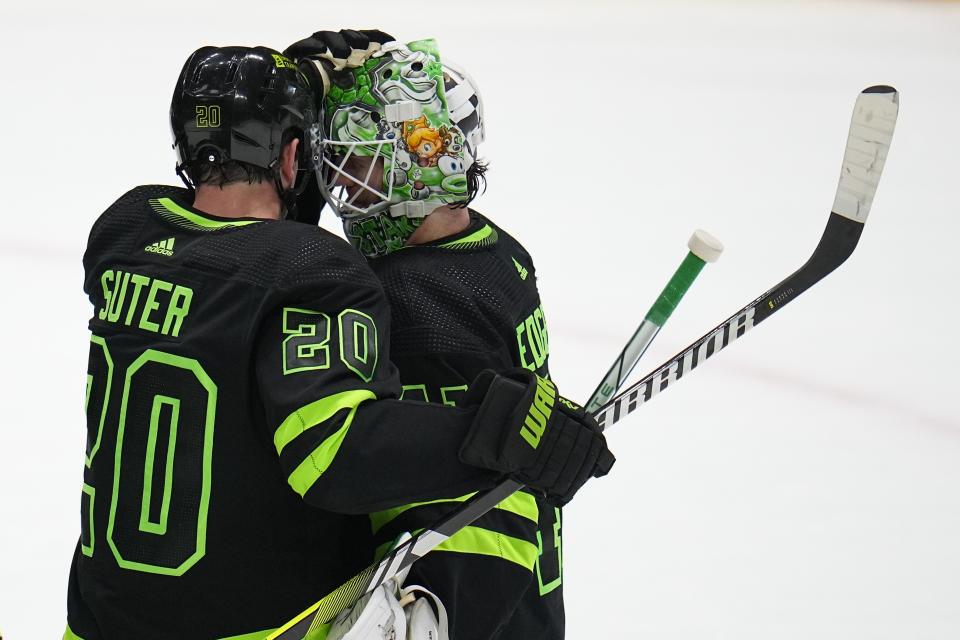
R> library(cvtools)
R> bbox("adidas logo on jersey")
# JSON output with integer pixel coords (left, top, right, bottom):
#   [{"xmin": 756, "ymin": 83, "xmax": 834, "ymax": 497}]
[
  {"xmin": 512, "ymin": 257, "xmax": 528, "ymax": 280},
  {"xmin": 145, "ymin": 238, "xmax": 176, "ymax": 256}
]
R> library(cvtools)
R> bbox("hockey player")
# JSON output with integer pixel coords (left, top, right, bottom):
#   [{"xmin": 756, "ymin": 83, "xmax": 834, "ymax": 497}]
[
  {"xmin": 65, "ymin": 45, "xmax": 613, "ymax": 640},
  {"xmin": 288, "ymin": 32, "xmax": 586, "ymax": 639}
]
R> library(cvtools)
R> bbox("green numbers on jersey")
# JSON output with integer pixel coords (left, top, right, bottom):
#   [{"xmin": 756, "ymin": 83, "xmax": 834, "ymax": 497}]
[
  {"xmin": 80, "ymin": 307, "xmax": 379, "ymax": 576},
  {"xmin": 283, "ymin": 309, "xmax": 331, "ymax": 374},
  {"xmin": 83, "ymin": 336, "xmax": 217, "ymax": 576},
  {"xmin": 536, "ymin": 507, "xmax": 562, "ymax": 595},
  {"xmin": 398, "ymin": 384, "xmax": 468, "ymax": 406},
  {"xmin": 85, "ymin": 336, "xmax": 113, "ymax": 467},
  {"xmin": 282, "ymin": 307, "xmax": 378, "ymax": 382}
]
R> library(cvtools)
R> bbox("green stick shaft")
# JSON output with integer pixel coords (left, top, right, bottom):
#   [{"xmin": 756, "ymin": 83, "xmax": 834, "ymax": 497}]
[{"xmin": 585, "ymin": 251, "xmax": 708, "ymax": 414}]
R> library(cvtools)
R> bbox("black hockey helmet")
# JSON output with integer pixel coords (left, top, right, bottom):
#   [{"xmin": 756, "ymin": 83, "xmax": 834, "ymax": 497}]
[{"xmin": 170, "ymin": 45, "xmax": 322, "ymax": 221}]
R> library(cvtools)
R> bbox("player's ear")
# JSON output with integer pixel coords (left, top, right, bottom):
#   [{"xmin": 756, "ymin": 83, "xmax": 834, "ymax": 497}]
[{"xmin": 280, "ymin": 138, "xmax": 300, "ymax": 189}]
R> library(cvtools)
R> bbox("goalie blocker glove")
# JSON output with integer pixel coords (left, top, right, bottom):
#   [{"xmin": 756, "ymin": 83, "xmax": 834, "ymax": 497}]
[{"xmin": 460, "ymin": 369, "xmax": 615, "ymax": 506}]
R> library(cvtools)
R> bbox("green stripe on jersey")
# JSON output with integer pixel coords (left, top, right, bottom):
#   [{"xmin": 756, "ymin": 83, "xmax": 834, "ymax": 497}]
[
  {"xmin": 370, "ymin": 490, "xmax": 538, "ymax": 534},
  {"xmin": 375, "ymin": 525, "xmax": 539, "ymax": 571},
  {"xmin": 217, "ymin": 628, "xmax": 281, "ymax": 640},
  {"xmin": 438, "ymin": 224, "xmax": 498, "ymax": 249},
  {"xmin": 63, "ymin": 625, "xmax": 85, "ymax": 640},
  {"xmin": 149, "ymin": 198, "xmax": 262, "ymax": 231},
  {"xmin": 277, "ymin": 390, "xmax": 376, "ymax": 496},
  {"xmin": 68, "ymin": 623, "xmax": 292, "ymax": 640}
]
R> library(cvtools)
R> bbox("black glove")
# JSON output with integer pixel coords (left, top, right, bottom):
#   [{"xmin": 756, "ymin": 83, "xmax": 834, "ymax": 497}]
[
  {"xmin": 459, "ymin": 369, "xmax": 615, "ymax": 506},
  {"xmin": 283, "ymin": 29, "xmax": 395, "ymax": 71}
]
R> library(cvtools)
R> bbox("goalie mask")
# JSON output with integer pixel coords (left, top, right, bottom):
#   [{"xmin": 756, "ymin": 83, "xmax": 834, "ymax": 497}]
[{"xmin": 317, "ymin": 39, "xmax": 485, "ymax": 258}]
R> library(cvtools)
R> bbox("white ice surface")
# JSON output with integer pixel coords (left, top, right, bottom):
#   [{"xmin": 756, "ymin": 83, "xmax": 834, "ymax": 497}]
[{"xmin": 1, "ymin": 1, "xmax": 959, "ymax": 638}]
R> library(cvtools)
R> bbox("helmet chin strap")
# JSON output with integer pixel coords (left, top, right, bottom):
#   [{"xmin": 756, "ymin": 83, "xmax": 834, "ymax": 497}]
[
  {"xmin": 175, "ymin": 163, "xmax": 196, "ymax": 191},
  {"xmin": 278, "ymin": 163, "xmax": 320, "ymax": 221},
  {"xmin": 276, "ymin": 173, "xmax": 296, "ymax": 219}
]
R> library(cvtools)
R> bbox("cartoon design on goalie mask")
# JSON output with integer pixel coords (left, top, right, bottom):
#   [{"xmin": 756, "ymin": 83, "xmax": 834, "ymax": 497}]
[
  {"xmin": 318, "ymin": 38, "xmax": 484, "ymax": 258},
  {"xmin": 404, "ymin": 115, "xmax": 447, "ymax": 167}
]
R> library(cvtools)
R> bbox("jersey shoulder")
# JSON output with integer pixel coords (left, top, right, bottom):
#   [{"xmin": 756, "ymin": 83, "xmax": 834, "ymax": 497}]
[
  {"xmin": 183, "ymin": 214, "xmax": 381, "ymax": 293},
  {"xmin": 84, "ymin": 184, "xmax": 380, "ymax": 294},
  {"xmin": 370, "ymin": 209, "xmax": 540, "ymax": 308},
  {"xmin": 369, "ymin": 209, "xmax": 544, "ymax": 355},
  {"xmin": 85, "ymin": 184, "xmax": 187, "ymax": 262},
  {"xmin": 473, "ymin": 211, "xmax": 538, "ymax": 279}
]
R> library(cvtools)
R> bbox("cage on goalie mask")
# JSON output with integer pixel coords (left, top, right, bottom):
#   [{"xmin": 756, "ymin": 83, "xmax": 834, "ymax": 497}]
[{"xmin": 316, "ymin": 39, "xmax": 485, "ymax": 258}]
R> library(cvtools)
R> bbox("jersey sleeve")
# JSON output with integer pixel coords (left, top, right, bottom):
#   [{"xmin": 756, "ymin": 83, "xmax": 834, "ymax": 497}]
[{"xmin": 254, "ymin": 275, "xmax": 499, "ymax": 515}]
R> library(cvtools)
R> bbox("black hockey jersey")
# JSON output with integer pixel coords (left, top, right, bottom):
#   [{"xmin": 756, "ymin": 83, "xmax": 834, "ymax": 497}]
[
  {"xmin": 66, "ymin": 186, "xmax": 502, "ymax": 640},
  {"xmin": 368, "ymin": 211, "xmax": 564, "ymax": 640}
]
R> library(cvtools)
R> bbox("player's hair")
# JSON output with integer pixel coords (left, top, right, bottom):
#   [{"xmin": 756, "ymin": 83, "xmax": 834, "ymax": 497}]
[
  {"xmin": 188, "ymin": 130, "xmax": 298, "ymax": 188},
  {"xmin": 451, "ymin": 159, "xmax": 488, "ymax": 209}
]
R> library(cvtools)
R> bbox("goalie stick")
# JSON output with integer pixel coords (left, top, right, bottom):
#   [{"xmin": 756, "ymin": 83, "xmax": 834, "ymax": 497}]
[
  {"xmin": 594, "ymin": 84, "xmax": 898, "ymax": 431},
  {"xmin": 267, "ymin": 85, "xmax": 898, "ymax": 640}
]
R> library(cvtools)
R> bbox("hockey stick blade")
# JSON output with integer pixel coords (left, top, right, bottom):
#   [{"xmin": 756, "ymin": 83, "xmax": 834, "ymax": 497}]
[
  {"xmin": 267, "ymin": 86, "xmax": 898, "ymax": 640},
  {"xmin": 594, "ymin": 84, "xmax": 898, "ymax": 430}
]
